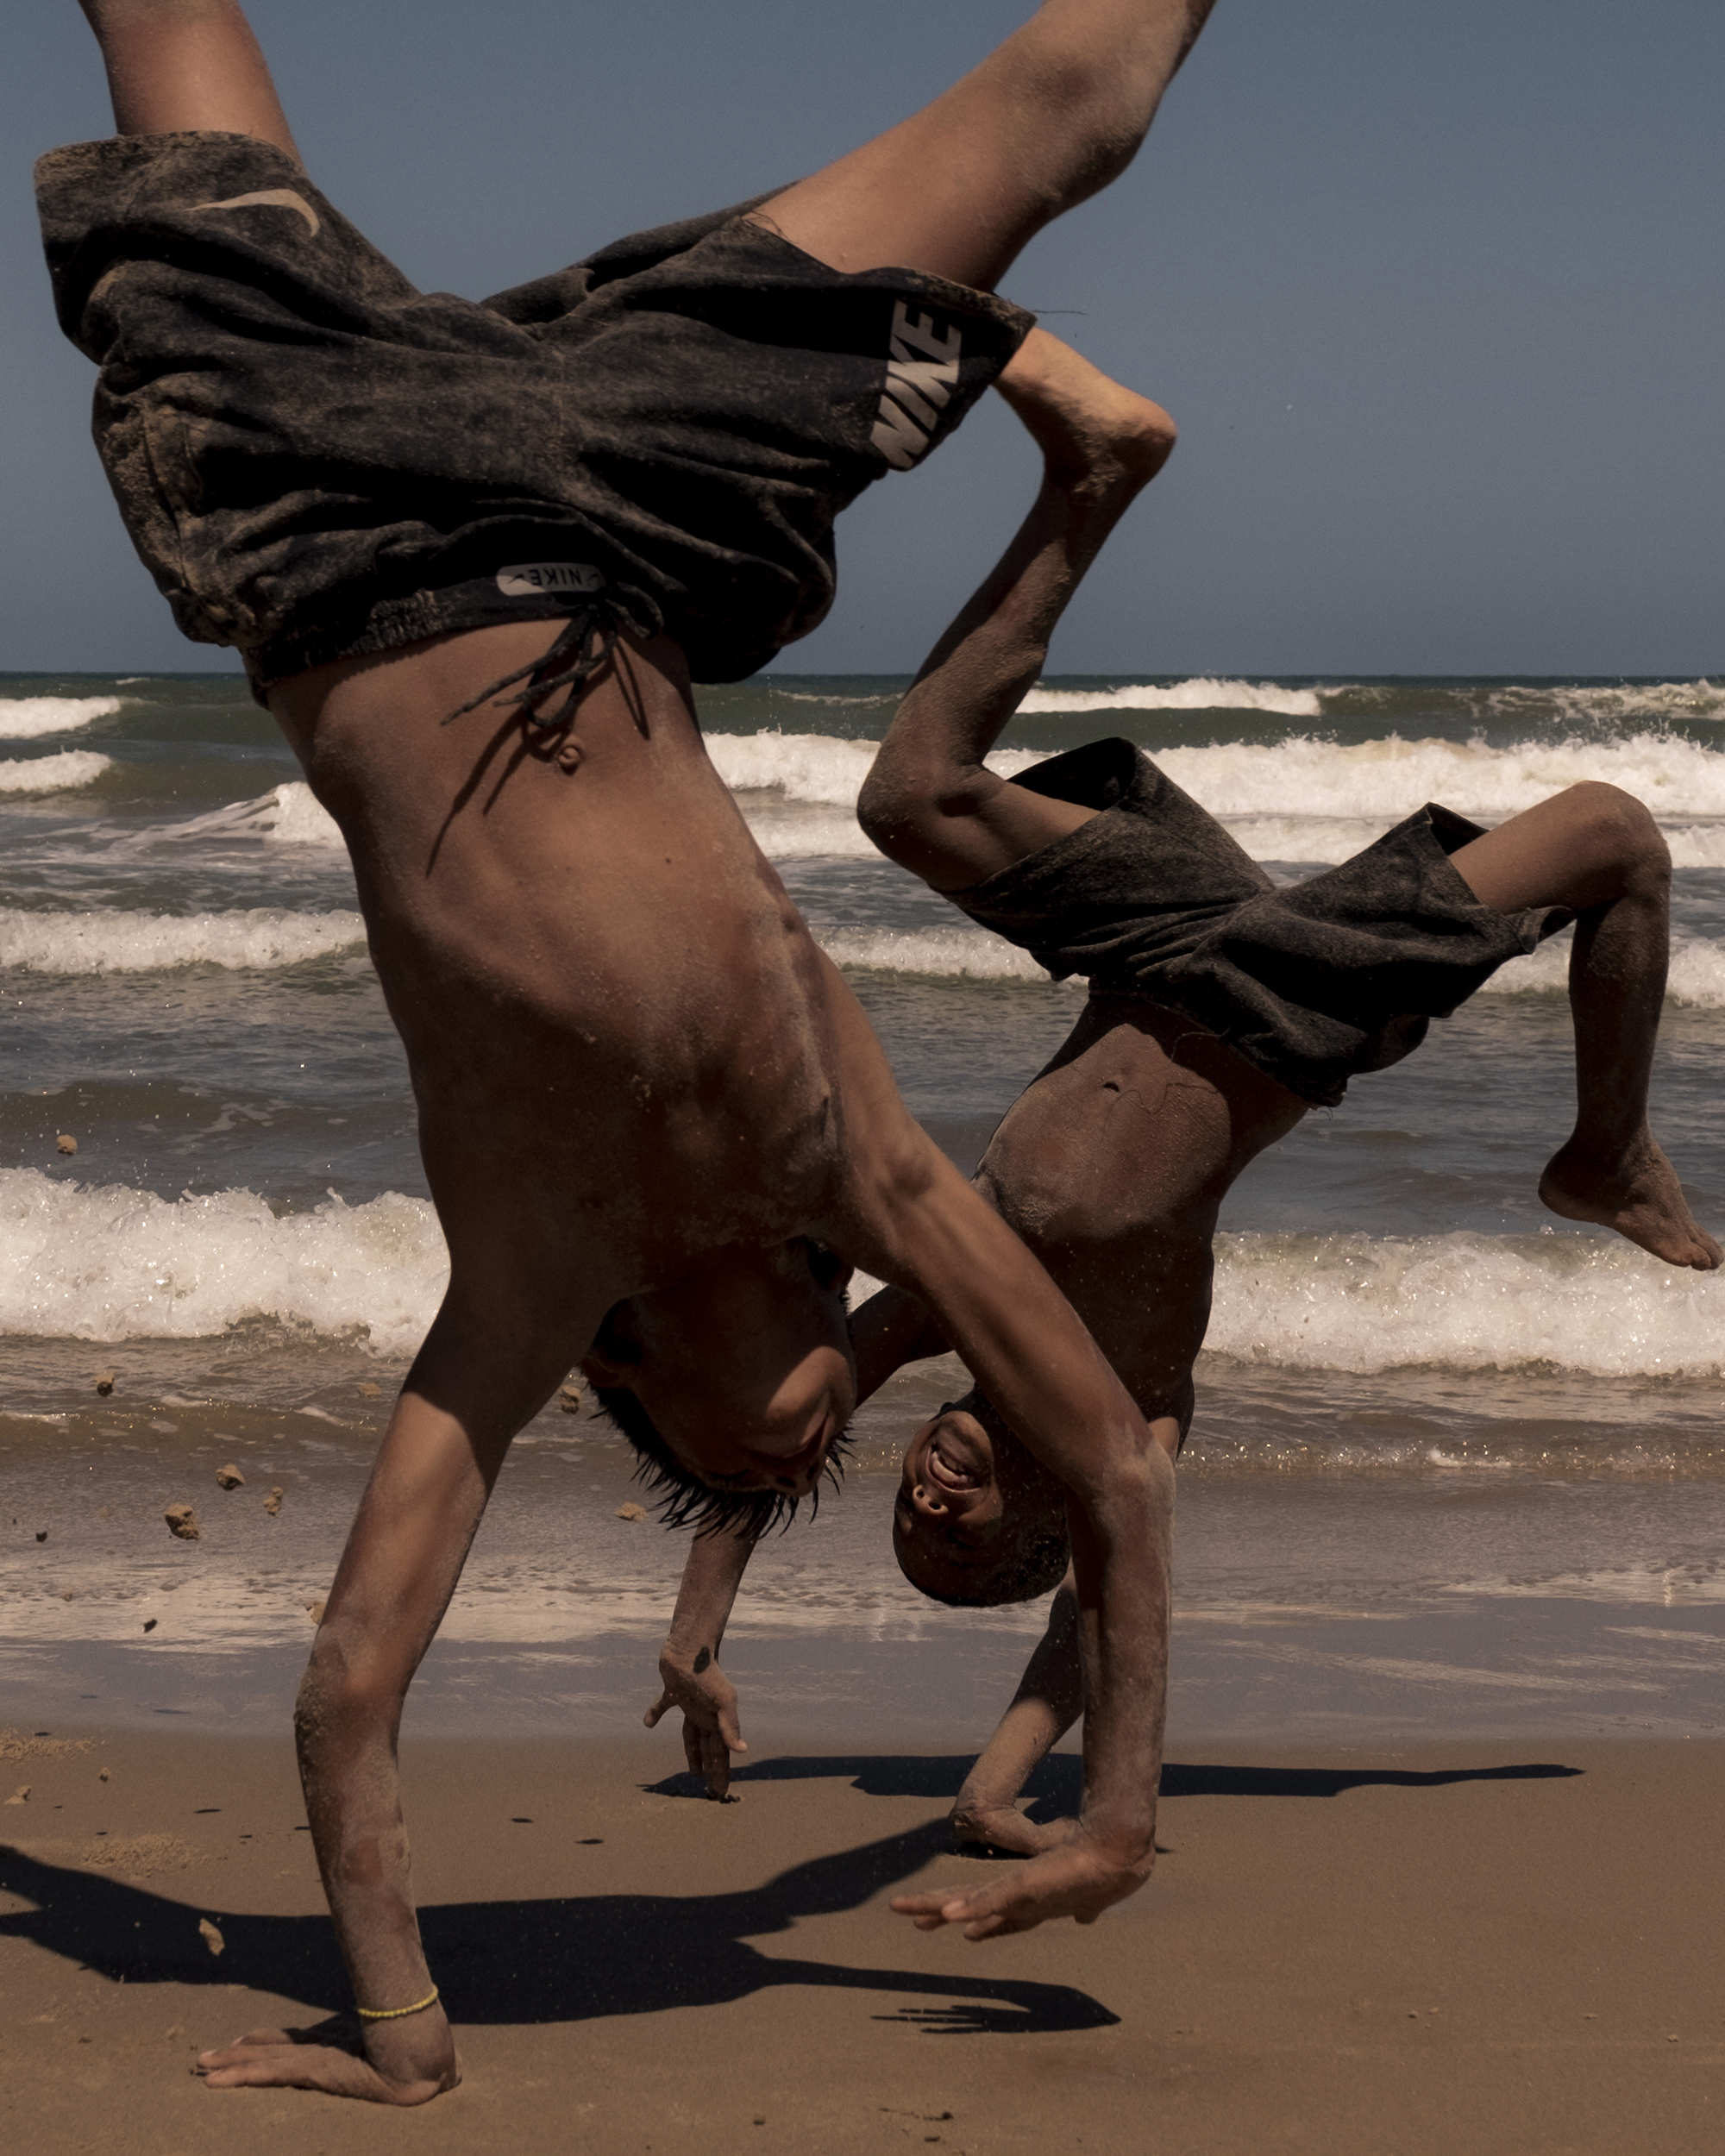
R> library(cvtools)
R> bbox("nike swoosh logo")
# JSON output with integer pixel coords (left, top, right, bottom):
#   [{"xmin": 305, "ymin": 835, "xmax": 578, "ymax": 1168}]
[{"xmin": 192, "ymin": 189, "xmax": 321, "ymax": 236}]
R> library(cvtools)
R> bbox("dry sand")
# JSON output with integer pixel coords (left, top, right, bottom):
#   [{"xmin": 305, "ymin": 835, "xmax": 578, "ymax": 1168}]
[{"xmin": 3, "ymin": 1727, "xmax": 1722, "ymax": 2153}]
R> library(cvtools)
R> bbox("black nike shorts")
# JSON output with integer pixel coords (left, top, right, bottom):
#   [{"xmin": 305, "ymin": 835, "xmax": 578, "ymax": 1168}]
[
  {"xmin": 37, "ymin": 131, "xmax": 1032, "ymax": 700},
  {"xmin": 950, "ymin": 740, "xmax": 1571, "ymax": 1106}
]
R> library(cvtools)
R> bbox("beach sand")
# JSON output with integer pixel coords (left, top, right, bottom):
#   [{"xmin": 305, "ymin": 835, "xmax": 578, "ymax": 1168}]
[{"xmin": 3, "ymin": 1726, "xmax": 1722, "ymax": 2153}]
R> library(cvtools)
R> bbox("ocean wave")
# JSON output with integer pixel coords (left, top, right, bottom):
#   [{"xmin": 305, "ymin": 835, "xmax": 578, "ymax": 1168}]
[
  {"xmin": 1155, "ymin": 730, "xmax": 1725, "ymax": 824},
  {"xmin": 0, "ymin": 696, "xmax": 122, "ymax": 740},
  {"xmin": 1019, "ymin": 677, "xmax": 1322, "ymax": 718},
  {"xmin": 0, "ymin": 751, "xmax": 113, "ymax": 795},
  {"xmin": 146, "ymin": 781, "xmax": 345, "ymax": 849},
  {"xmin": 706, "ymin": 726, "xmax": 1725, "ymax": 833},
  {"xmin": 1206, "ymin": 1230, "xmax": 1724, "ymax": 1380},
  {"xmin": 1331, "ymin": 679, "xmax": 1725, "ymax": 728},
  {"xmin": 816, "ymin": 926, "xmax": 1057, "ymax": 981},
  {"xmin": 0, "ymin": 1171, "xmax": 443, "ymax": 1353},
  {"xmin": 0, "ymin": 906, "xmax": 367, "ymax": 975},
  {"xmin": 1472, "ymin": 931, "xmax": 1725, "ymax": 1010}
]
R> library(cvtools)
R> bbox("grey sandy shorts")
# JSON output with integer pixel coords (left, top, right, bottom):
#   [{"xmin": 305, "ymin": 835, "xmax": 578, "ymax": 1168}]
[
  {"xmin": 36, "ymin": 132, "xmax": 1032, "ymax": 701},
  {"xmin": 950, "ymin": 739, "xmax": 1571, "ymax": 1106}
]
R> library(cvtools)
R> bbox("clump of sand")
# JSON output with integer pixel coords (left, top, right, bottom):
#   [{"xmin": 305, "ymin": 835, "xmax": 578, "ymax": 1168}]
[
  {"xmin": 85, "ymin": 1833, "xmax": 200, "ymax": 1878},
  {"xmin": 0, "ymin": 1730, "xmax": 92, "ymax": 1762}
]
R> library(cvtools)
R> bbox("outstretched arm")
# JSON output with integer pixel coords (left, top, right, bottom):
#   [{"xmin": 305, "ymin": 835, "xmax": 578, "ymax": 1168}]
[
  {"xmin": 949, "ymin": 1570, "xmax": 1085, "ymax": 1858},
  {"xmin": 820, "ymin": 961, "xmax": 1174, "ymax": 1939},
  {"xmin": 77, "ymin": 0, "xmax": 301, "ymax": 159},
  {"xmin": 857, "ymin": 330, "xmax": 1176, "ymax": 893},
  {"xmin": 649, "ymin": 1280, "xmax": 952, "ymax": 1797}
]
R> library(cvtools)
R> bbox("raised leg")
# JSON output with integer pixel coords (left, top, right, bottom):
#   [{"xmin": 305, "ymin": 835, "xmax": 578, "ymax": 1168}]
[
  {"xmin": 1448, "ymin": 785, "xmax": 1721, "ymax": 1271},
  {"xmin": 857, "ymin": 329, "xmax": 1175, "ymax": 891},
  {"xmin": 76, "ymin": 0, "xmax": 300, "ymax": 159},
  {"xmin": 751, "ymin": 0, "xmax": 1219, "ymax": 288}
]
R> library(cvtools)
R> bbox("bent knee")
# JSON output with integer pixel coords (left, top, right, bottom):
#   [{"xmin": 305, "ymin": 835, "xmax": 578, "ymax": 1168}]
[{"xmin": 1558, "ymin": 782, "xmax": 1670, "ymax": 881}]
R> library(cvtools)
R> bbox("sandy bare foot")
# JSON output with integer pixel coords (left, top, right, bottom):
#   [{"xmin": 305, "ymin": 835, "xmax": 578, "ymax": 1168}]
[
  {"xmin": 994, "ymin": 328, "xmax": 1177, "ymax": 499},
  {"xmin": 196, "ymin": 2011, "xmax": 460, "ymax": 2105},
  {"xmin": 1540, "ymin": 1131, "xmax": 1723, "ymax": 1270}
]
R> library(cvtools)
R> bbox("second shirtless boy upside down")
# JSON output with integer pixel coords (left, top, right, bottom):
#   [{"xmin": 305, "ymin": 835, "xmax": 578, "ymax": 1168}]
[{"xmin": 646, "ymin": 330, "xmax": 1720, "ymax": 1897}]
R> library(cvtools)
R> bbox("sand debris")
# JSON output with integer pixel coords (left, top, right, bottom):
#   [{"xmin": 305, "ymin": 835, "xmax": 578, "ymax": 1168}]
[
  {"xmin": 60, "ymin": 1589, "xmax": 75, "ymax": 1601},
  {"xmin": 215, "ymin": 1463, "xmax": 245, "ymax": 1490},
  {"xmin": 34, "ymin": 1530, "xmax": 47, "ymax": 1543},
  {"xmin": 614, "ymin": 1502, "xmax": 647, "ymax": 1522},
  {"xmin": 98, "ymin": 1768, "xmax": 110, "ymax": 1782},
  {"xmin": 142, "ymin": 1618, "xmax": 157, "ymax": 1633},
  {"xmin": 56, "ymin": 1133, "xmax": 77, "ymax": 1156},
  {"xmin": 1, "ymin": 1731, "xmax": 91, "ymax": 1761},
  {"xmin": 164, "ymin": 1504, "xmax": 202, "ymax": 1541},
  {"xmin": 304, "ymin": 1597, "xmax": 327, "ymax": 1624},
  {"xmin": 5, "ymin": 1785, "xmax": 29, "ymax": 1805},
  {"xmin": 198, "ymin": 1917, "xmax": 225, "ymax": 1957},
  {"xmin": 263, "ymin": 1487, "xmax": 284, "ymax": 1516},
  {"xmin": 357, "ymin": 1381, "xmax": 381, "ymax": 1398},
  {"xmin": 94, "ymin": 1370, "xmax": 115, "ymax": 1395},
  {"xmin": 85, "ymin": 1833, "xmax": 198, "ymax": 1878}
]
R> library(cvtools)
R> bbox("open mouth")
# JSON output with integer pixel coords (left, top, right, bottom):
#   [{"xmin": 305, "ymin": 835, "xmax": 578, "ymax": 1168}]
[{"xmin": 919, "ymin": 1417, "xmax": 984, "ymax": 1495}]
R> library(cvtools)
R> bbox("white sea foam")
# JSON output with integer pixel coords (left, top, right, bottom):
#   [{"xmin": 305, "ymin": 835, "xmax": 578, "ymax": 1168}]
[
  {"xmin": 708, "ymin": 727, "xmax": 1724, "ymax": 842},
  {"xmin": 1019, "ymin": 677, "xmax": 1322, "ymax": 718},
  {"xmin": 0, "ymin": 696, "xmax": 122, "ymax": 740},
  {"xmin": 0, "ymin": 751, "xmax": 112, "ymax": 794},
  {"xmin": 0, "ymin": 906, "xmax": 367, "ymax": 975},
  {"xmin": 815, "ymin": 926, "xmax": 1057, "ymax": 981},
  {"xmin": 7, "ymin": 1168, "xmax": 1713, "ymax": 1381},
  {"xmin": 0, "ymin": 1170, "xmax": 445, "ymax": 1353},
  {"xmin": 1206, "ymin": 1230, "xmax": 1725, "ymax": 1380},
  {"xmin": 150, "ymin": 781, "xmax": 345, "ymax": 850},
  {"xmin": 1154, "ymin": 731, "xmax": 1725, "ymax": 824},
  {"xmin": 1472, "ymin": 931, "xmax": 1725, "ymax": 1011},
  {"xmin": 1435, "ymin": 680, "xmax": 1725, "ymax": 727}
]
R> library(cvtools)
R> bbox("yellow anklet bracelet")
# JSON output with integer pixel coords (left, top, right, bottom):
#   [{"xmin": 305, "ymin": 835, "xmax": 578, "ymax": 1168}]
[{"xmin": 355, "ymin": 1985, "xmax": 440, "ymax": 2022}]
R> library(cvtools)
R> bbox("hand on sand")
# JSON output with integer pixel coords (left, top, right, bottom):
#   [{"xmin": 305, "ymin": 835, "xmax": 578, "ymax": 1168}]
[
  {"xmin": 949, "ymin": 1798, "xmax": 1079, "ymax": 1861},
  {"xmin": 196, "ymin": 2010, "xmax": 460, "ymax": 2105},
  {"xmin": 646, "ymin": 1651, "xmax": 747, "ymax": 1798},
  {"xmin": 892, "ymin": 1831, "xmax": 1151, "ymax": 1940}
]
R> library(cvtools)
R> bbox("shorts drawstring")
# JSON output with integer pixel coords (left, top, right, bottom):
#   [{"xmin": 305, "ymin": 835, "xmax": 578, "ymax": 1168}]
[{"xmin": 441, "ymin": 586, "xmax": 662, "ymax": 731}]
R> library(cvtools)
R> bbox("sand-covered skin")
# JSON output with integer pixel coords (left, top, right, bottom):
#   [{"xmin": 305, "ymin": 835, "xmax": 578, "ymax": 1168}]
[{"xmin": 3, "ymin": 1730, "xmax": 1722, "ymax": 2153}]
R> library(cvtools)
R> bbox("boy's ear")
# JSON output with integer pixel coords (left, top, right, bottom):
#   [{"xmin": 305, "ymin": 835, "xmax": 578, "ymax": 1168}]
[
  {"xmin": 580, "ymin": 1302, "xmax": 643, "ymax": 1388},
  {"xmin": 579, "ymin": 1345, "xmax": 637, "ymax": 1388}
]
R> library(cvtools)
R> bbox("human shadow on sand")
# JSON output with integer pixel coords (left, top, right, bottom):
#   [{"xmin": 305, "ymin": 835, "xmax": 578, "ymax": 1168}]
[
  {"xmin": 0, "ymin": 1813, "xmax": 1114, "ymax": 2037},
  {"xmin": 649, "ymin": 1753, "xmax": 1583, "ymax": 1826}
]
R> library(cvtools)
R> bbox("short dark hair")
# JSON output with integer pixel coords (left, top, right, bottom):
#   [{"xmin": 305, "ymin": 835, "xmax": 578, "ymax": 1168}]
[
  {"xmin": 897, "ymin": 1520, "xmax": 1070, "ymax": 1608},
  {"xmin": 591, "ymin": 1382, "xmax": 852, "ymax": 1540}
]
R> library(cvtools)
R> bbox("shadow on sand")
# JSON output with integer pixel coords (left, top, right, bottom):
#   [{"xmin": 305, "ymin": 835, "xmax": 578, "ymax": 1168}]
[
  {"xmin": 649, "ymin": 1751, "xmax": 1584, "ymax": 1827},
  {"xmin": 0, "ymin": 1812, "xmax": 1113, "ymax": 2036},
  {"xmin": 0, "ymin": 1753, "xmax": 1581, "ymax": 2036}
]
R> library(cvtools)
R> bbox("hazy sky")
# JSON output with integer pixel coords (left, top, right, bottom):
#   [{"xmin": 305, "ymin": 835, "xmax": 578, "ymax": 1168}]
[{"xmin": 3, "ymin": 0, "xmax": 1720, "ymax": 679}]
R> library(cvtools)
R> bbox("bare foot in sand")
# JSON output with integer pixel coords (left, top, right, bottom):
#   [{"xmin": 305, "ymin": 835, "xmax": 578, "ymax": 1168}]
[
  {"xmin": 995, "ymin": 327, "xmax": 1177, "ymax": 501},
  {"xmin": 1540, "ymin": 1130, "xmax": 1723, "ymax": 1270},
  {"xmin": 197, "ymin": 2012, "xmax": 460, "ymax": 2105}
]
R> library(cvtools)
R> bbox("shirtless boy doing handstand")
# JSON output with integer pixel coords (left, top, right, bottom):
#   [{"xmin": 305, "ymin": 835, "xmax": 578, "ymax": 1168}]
[
  {"xmin": 43, "ymin": 0, "xmax": 1235, "ymax": 2107},
  {"xmin": 645, "ymin": 329, "xmax": 1722, "ymax": 1907}
]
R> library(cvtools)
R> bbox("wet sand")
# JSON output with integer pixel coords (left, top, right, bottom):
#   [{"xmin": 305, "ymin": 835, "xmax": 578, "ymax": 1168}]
[{"xmin": 3, "ymin": 1726, "xmax": 1722, "ymax": 2153}]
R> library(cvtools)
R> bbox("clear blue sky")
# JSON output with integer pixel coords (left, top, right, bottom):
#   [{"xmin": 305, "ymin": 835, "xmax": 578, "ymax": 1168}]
[{"xmin": 3, "ymin": 0, "xmax": 1721, "ymax": 678}]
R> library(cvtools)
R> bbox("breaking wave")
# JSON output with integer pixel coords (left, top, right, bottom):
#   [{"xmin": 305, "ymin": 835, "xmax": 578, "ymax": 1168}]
[{"xmin": 0, "ymin": 906, "xmax": 367, "ymax": 975}]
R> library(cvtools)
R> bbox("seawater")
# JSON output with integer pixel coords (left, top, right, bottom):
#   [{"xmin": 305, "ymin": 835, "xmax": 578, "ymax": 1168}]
[{"xmin": 2, "ymin": 669, "xmax": 1722, "ymax": 1739}]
